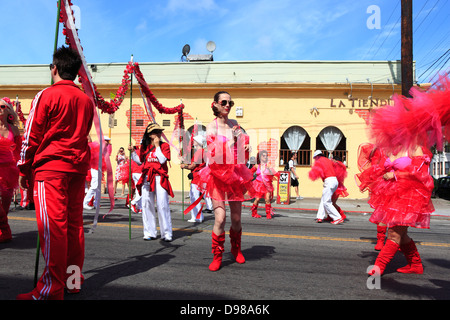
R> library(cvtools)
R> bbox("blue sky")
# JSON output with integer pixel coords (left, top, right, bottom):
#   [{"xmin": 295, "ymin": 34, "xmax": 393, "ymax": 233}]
[{"xmin": 2, "ymin": 0, "xmax": 449, "ymax": 84}]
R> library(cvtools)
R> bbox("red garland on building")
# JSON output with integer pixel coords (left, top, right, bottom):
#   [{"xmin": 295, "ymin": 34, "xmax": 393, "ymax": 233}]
[{"xmin": 59, "ymin": 0, "xmax": 185, "ymax": 129}]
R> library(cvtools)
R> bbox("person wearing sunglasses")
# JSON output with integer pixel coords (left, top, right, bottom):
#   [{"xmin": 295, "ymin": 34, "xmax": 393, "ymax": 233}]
[
  {"xmin": 196, "ymin": 91, "xmax": 255, "ymax": 271},
  {"xmin": 0, "ymin": 97, "xmax": 21, "ymax": 243},
  {"xmin": 16, "ymin": 46, "xmax": 94, "ymax": 300}
]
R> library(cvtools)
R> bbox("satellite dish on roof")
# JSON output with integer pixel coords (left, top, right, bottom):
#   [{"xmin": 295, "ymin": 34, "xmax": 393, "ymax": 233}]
[
  {"xmin": 182, "ymin": 44, "xmax": 191, "ymax": 56},
  {"xmin": 181, "ymin": 44, "xmax": 190, "ymax": 62},
  {"xmin": 206, "ymin": 41, "xmax": 216, "ymax": 53}
]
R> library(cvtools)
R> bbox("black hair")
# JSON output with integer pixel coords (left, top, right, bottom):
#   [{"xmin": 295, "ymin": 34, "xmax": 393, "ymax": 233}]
[
  {"xmin": 212, "ymin": 91, "xmax": 231, "ymax": 117},
  {"xmin": 52, "ymin": 46, "xmax": 82, "ymax": 81}
]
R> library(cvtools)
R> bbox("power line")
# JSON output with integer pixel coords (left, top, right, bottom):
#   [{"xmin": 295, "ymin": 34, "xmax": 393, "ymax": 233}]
[{"xmin": 418, "ymin": 48, "xmax": 450, "ymax": 80}]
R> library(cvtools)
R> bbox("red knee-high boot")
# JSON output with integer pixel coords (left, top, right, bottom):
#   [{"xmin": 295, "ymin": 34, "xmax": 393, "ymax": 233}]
[
  {"xmin": 397, "ymin": 239, "xmax": 423, "ymax": 274},
  {"xmin": 209, "ymin": 232, "xmax": 225, "ymax": 271},
  {"xmin": 251, "ymin": 204, "xmax": 261, "ymax": 218},
  {"xmin": 368, "ymin": 239, "xmax": 399, "ymax": 276},
  {"xmin": 229, "ymin": 227, "xmax": 245, "ymax": 264},
  {"xmin": 265, "ymin": 203, "xmax": 273, "ymax": 219},
  {"xmin": 374, "ymin": 225, "xmax": 387, "ymax": 251}
]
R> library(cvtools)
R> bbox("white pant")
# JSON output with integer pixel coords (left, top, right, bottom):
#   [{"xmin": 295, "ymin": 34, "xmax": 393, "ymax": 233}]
[
  {"xmin": 130, "ymin": 173, "xmax": 142, "ymax": 209},
  {"xmin": 84, "ymin": 168, "xmax": 99, "ymax": 208},
  {"xmin": 141, "ymin": 175, "xmax": 172, "ymax": 239},
  {"xmin": 189, "ymin": 183, "xmax": 204, "ymax": 221},
  {"xmin": 316, "ymin": 177, "xmax": 342, "ymax": 221}
]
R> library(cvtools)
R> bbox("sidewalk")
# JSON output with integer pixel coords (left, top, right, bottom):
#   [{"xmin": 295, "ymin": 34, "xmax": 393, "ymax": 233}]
[{"xmin": 169, "ymin": 191, "xmax": 450, "ymax": 218}]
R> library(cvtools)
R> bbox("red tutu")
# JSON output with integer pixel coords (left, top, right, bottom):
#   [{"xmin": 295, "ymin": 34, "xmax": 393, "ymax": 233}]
[
  {"xmin": 0, "ymin": 137, "xmax": 19, "ymax": 196},
  {"xmin": 196, "ymin": 134, "xmax": 255, "ymax": 201},
  {"xmin": 367, "ymin": 152, "xmax": 434, "ymax": 229},
  {"xmin": 251, "ymin": 166, "xmax": 278, "ymax": 199}
]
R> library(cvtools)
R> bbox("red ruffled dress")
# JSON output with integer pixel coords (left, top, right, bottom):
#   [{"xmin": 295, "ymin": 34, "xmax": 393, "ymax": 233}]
[
  {"xmin": 358, "ymin": 147, "xmax": 434, "ymax": 229},
  {"xmin": 251, "ymin": 164, "xmax": 279, "ymax": 198},
  {"xmin": 0, "ymin": 128, "xmax": 20, "ymax": 197},
  {"xmin": 196, "ymin": 130, "xmax": 255, "ymax": 202},
  {"xmin": 115, "ymin": 153, "xmax": 129, "ymax": 184}
]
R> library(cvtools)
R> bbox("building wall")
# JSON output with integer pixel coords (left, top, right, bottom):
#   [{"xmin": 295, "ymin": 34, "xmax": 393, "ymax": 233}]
[{"xmin": 1, "ymin": 80, "xmax": 401, "ymax": 200}]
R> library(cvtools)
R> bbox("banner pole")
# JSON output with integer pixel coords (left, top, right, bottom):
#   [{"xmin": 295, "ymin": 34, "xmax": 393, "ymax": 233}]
[
  {"xmin": 34, "ymin": 0, "xmax": 62, "ymax": 288},
  {"xmin": 128, "ymin": 55, "xmax": 133, "ymax": 240}
]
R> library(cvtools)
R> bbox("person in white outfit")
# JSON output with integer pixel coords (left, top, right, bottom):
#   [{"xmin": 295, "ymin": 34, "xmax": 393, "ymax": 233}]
[
  {"xmin": 308, "ymin": 150, "xmax": 344, "ymax": 225},
  {"xmin": 181, "ymin": 135, "xmax": 207, "ymax": 222},
  {"xmin": 130, "ymin": 123, "xmax": 174, "ymax": 241}
]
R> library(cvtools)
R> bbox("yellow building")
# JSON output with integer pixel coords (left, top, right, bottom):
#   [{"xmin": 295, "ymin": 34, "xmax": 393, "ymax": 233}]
[{"xmin": 0, "ymin": 60, "xmax": 406, "ymax": 199}]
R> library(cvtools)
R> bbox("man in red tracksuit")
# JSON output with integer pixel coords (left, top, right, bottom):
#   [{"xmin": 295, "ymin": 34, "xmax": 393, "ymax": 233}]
[{"xmin": 16, "ymin": 46, "xmax": 94, "ymax": 300}]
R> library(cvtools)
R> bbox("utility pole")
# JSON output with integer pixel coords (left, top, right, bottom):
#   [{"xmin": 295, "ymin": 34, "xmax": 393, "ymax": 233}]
[{"xmin": 401, "ymin": 0, "xmax": 413, "ymax": 97}]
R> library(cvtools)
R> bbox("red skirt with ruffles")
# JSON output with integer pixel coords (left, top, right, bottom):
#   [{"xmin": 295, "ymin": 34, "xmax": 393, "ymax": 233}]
[
  {"xmin": 196, "ymin": 162, "xmax": 256, "ymax": 202},
  {"xmin": 0, "ymin": 139, "xmax": 19, "ymax": 196}
]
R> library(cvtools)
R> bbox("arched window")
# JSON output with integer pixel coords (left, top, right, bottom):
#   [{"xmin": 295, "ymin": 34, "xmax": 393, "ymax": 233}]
[
  {"xmin": 279, "ymin": 126, "xmax": 311, "ymax": 166},
  {"xmin": 316, "ymin": 126, "xmax": 347, "ymax": 165}
]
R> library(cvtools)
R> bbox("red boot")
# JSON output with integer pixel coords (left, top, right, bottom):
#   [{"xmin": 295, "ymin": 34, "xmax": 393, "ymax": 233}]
[
  {"xmin": 368, "ymin": 239, "xmax": 399, "ymax": 276},
  {"xmin": 209, "ymin": 232, "xmax": 225, "ymax": 271},
  {"xmin": 265, "ymin": 204, "xmax": 273, "ymax": 219},
  {"xmin": 397, "ymin": 239, "xmax": 423, "ymax": 274},
  {"xmin": 374, "ymin": 225, "xmax": 387, "ymax": 251},
  {"xmin": 229, "ymin": 228, "xmax": 245, "ymax": 264},
  {"xmin": 251, "ymin": 204, "xmax": 261, "ymax": 218}
]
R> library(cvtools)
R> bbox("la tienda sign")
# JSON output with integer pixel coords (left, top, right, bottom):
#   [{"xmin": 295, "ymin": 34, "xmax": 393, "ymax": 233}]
[{"xmin": 330, "ymin": 98, "xmax": 393, "ymax": 109}]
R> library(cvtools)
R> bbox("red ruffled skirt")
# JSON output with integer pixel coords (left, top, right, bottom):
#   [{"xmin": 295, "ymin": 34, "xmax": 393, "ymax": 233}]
[
  {"xmin": 0, "ymin": 140, "xmax": 19, "ymax": 196},
  {"xmin": 368, "ymin": 177, "xmax": 433, "ymax": 229},
  {"xmin": 252, "ymin": 178, "xmax": 274, "ymax": 199},
  {"xmin": 197, "ymin": 163, "xmax": 255, "ymax": 201}
]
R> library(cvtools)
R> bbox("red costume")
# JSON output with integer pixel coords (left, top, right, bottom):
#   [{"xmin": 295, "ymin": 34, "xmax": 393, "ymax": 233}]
[
  {"xmin": 0, "ymin": 124, "xmax": 21, "ymax": 242},
  {"xmin": 18, "ymin": 80, "xmax": 94, "ymax": 299}
]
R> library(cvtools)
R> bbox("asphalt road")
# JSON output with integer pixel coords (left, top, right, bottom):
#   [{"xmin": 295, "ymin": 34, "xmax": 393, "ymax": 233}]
[{"xmin": 2, "ymin": 198, "xmax": 450, "ymax": 307}]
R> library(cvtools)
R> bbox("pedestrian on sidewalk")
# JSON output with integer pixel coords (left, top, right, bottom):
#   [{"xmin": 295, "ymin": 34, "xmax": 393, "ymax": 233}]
[{"xmin": 16, "ymin": 46, "xmax": 94, "ymax": 300}]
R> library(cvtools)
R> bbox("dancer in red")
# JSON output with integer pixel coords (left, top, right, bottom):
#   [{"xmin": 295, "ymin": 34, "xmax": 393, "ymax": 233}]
[
  {"xmin": 250, "ymin": 150, "xmax": 279, "ymax": 219},
  {"xmin": 355, "ymin": 143, "xmax": 388, "ymax": 251},
  {"xmin": 196, "ymin": 91, "xmax": 254, "ymax": 271},
  {"xmin": 16, "ymin": 47, "xmax": 93, "ymax": 300},
  {"xmin": 309, "ymin": 151, "xmax": 344, "ymax": 225},
  {"xmin": 366, "ymin": 91, "xmax": 437, "ymax": 277},
  {"xmin": 0, "ymin": 97, "xmax": 21, "ymax": 243}
]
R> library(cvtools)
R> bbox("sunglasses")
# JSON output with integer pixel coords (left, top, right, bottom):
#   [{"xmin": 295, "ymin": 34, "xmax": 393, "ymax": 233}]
[
  {"xmin": 218, "ymin": 100, "xmax": 234, "ymax": 107},
  {"xmin": 49, "ymin": 63, "xmax": 55, "ymax": 70},
  {"xmin": 0, "ymin": 104, "xmax": 7, "ymax": 109}
]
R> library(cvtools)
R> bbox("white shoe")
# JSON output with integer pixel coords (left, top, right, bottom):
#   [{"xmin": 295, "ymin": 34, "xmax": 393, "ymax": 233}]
[
  {"xmin": 83, "ymin": 204, "xmax": 94, "ymax": 210},
  {"xmin": 163, "ymin": 236, "xmax": 172, "ymax": 242},
  {"xmin": 296, "ymin": 196, "xmax": 304, "ymax": 200},
  {"xmin": 187, "ymin": 218, "xmax": 196, "ymax": 222}
]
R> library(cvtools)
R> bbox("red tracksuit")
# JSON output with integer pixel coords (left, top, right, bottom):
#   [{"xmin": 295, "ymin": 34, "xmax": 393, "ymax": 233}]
[{"xmin": 18, "ymin": 80, "xmax": 94, "ymax": 300}]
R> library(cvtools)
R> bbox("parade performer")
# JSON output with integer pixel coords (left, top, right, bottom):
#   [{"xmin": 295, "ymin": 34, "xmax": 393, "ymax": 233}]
[
  {"xmin": 128, "ymin": 145, "xmax": 143, "ymax": 214},
  {"xmin": 180, "ymin": 135, "xmax": 207, "ymax": 223},
  {"xmin": 250, "ymin": 150, "xmax": 279, "ymax": 219},
  {"xmin": 196, "ymin": 91, "xmax": 255, "ymax": 271},
  {"xmin": 83, "ymin": 136, "xmax": 110, "ymax": 210},
  {"xmin": 355, "ymin": 143, "xmax": 388, "ymax": 251},
  {"xmin": 308, "ymin": 150, "xmax": 344, "ymax": 225},
  {"xmin": 16, "ymin": 47, "xmax": 94, "ymax": 300},
  {"xmin": 0, "ymin": 97, "xmax": 21, "ymax": 243},
  {"xmin": 114, "ymin": 147, "xmax": 129, "ymax": 196},
  {"xmin": 131, "ymin": 123, "xmax": 174, "ymax": 242},
  {"xmin": 329, "ymin": 155, "xmax": 348, "ymax": 221},
  {"xmin": 366, "ymin": 91, "xmax": 436, "ymax": 277}
]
